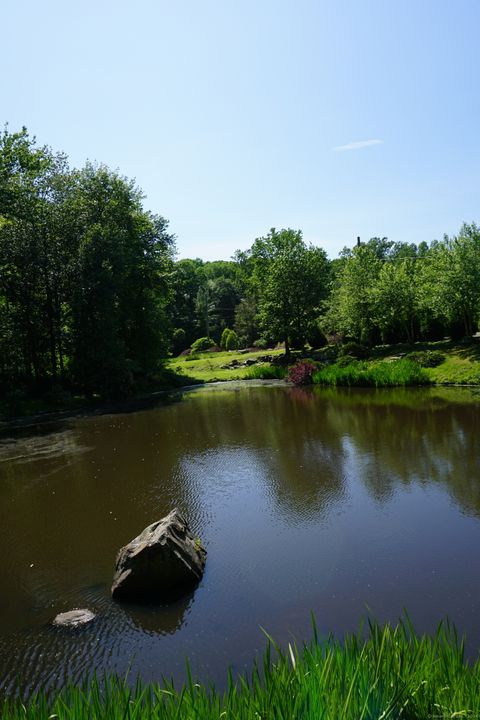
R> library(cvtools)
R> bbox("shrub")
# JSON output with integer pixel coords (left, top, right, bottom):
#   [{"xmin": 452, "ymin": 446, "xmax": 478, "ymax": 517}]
[
  {"xmin": 405, "ymin": 350, "xmax": 445, "ymax": 367},
  {"xmin": 221, "ymin": 328, "xmax": 239, "ymax": 351},
  {"xmin": 252, "ymin": 337, "xmax": 269, "ymax": 349},
  {"xmin": 336, "ymin": 354, "xmax": 358, "ymax": 368},
  {"xmin": 225, "ymin": 330, "xmax": 239, "ymax": 351},
  {"xmin": 287, "ymin": 361, "xmax": 317, "ymax": 386},
  {"xmin": 319, "ymin": 344, "xmax": 340, "ymax": 362},
  {"xmin": 191, "ymin": 336, "xmax": 215, "ymax": 353},
  {"xmin": 338, "ymin": 342, "xmax": 370, "ymax": 359}
]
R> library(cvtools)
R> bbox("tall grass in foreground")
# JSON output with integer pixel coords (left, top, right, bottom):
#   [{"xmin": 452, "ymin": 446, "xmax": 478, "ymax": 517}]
[
  {"xmin": 313, "ymin": 359, "xmax": 431, "ymax": 387},
  {"xmin": 3, "ymin": 618, "xmax": 480, "ymax": 719}
]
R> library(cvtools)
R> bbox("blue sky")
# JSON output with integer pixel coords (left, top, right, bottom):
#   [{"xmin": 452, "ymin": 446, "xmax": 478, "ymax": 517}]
[{"xmin": 3, "ymin": 0, "xmax": 480, "ymax": 259}]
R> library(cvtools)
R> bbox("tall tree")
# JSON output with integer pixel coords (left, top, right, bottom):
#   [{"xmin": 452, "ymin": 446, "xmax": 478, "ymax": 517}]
[
  {"xmin": 69, "ymin": 163, "xmax": 175, "ymax": 397},
  {"xmin": 328, "ymin": 243, "xmax": 382, "ymax": 344},
  {"xmin": 372, "ymin": 258, "xmax": 419, "ymax": 343},
  {"xmin": 0, "ymin": 127, "xmax": 71, "ymax": 387},
  {"xmin": 248, "ymin": 228, "xmax": 329, "ymax": 354}
]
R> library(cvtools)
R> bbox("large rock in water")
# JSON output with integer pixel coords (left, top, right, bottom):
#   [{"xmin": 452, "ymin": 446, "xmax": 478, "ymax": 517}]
[{"xmin": 111, "ymin": 510, "xmax": 206, "ymax": 601}]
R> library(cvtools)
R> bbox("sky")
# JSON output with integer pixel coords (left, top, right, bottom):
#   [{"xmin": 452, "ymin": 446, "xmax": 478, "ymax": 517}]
[{"xmin": 2, "ymin": 0, "xmax": 480, "ymax": 260}]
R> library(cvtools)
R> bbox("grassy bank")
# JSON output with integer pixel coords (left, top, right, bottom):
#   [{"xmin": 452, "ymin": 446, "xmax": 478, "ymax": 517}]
[
  {"xmin": 3, "ymin": 618, "xmax": 480, "ymax": 719},
  {"xmin": 168, "ymin": 348, "xmax": 284, "ymax": 383},
  {"xmin": 312, "ymin": 359, "xmax": 431, "ymax": 387},
  {"xmin": 167, "ymin": 340, "xmax": 480, "ymax": 388}
]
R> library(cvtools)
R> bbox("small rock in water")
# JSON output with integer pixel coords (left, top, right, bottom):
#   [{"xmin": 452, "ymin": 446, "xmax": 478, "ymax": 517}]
[{"xmin": 52, "ymin": 609, "xmax": 96, "ymax": 627}]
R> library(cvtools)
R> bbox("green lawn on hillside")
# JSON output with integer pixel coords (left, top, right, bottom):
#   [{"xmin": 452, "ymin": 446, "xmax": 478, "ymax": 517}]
[
  {"xmin": 167, "ymin": 348, "xmax": 284, "ymax": 383},
  {"xmin": 168, "ymin": 340, "xmax": 480, "ymax": 387}
]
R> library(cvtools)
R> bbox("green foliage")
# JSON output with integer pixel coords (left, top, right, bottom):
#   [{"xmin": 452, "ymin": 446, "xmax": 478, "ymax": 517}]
[
  {"xmin": 68, "ymin": 164, "xmax": 175, "ymax": 399},
  {"xmin": 313, "ymin": 359, "xmax": 431, "ymax": 387},
  {"xmin": 252, "ymin": 336, "xmax": 270, "ymax": 349},
  {"xmin": 406, "ymin": 349, "xmax": 445, "ymax": 367},
  {"xmin": 172, "ymin": 260, "xmax": 244, "ymax": 345},
  {"xmin": 372, "ymin": 258, "xmax": 420, "ymax": 343},
  {"xmin": 172, "ymin": 328, "xmax": 187, "ymax": 355},
  {"xmin": 0, "ymin": 127, "xmax": 175, "ymax": 402},
  {"xmin": 191, "ymin": 336, "xmax": 215, "ymax": 353},
  {"xmin": 326, "ymin": 244, "xmax": 382, "ymax": 344},
  {"xmin": 234, "ymin": 295, "xmax": 258, "ymax": 347},
  {"xmin": 336, "ymin": 354, "xmax": 357, "ymax": 367},
  {"xmin": 418, "ymin": 224, "xmax": 480, "ymax": 337},
  {"xmin": 3, "ymin": 618, "xmax": 480, "ymax": 719},
  {"xmin": 247, "ymin": 364, "xmax": 287, "ymax": 379},
  {"xmin": 220, "ymin": 328, "xmax": 239, "ymax": 350},
  {"xmin": 225, "ymin": 330, "xmax": 239, "ymax": 350},
  {"xmin": 168, "ymin": 258, "xmax": 204, "ymax": 346},
  {"xmin": 338, "ymin": 342, "xmax": 370, "ymax": 359},
  {"xmin": 248, "ymin": 228, "xmax": 330, "ymax": 354}
]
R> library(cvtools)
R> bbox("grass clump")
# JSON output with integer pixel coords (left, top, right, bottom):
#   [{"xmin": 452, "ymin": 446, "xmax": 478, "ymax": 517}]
[
  {"xmin": 313, "ymin": 359, "xmax": 431, "ymax": 387},
  {"xmin": 247, "ymin": 364, "xmax": 287, "ymax": 380},
  {"xmin": 3, "ymin": 617, "xmax": 480, "ymax": 719}
]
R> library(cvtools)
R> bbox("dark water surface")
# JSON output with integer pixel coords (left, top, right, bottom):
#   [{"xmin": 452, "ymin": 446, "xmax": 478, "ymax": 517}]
[{"xmin": 1, "ymin": 382, "xmax": 480, "ymax": 696}]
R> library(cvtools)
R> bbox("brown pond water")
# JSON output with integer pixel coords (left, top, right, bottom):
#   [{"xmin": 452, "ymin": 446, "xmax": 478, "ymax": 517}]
[{"xmin": 1, "ymin": 381, "xmax": 480, "ymax": 696}]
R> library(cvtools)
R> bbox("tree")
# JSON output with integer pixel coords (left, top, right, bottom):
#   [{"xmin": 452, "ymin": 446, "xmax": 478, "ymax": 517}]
[
  {"xmin": 248, "ymin": 228, "xmax": 329, "ymax": 354},
  {"xmin": 372, "ymin": 258, "xmax": 419, "ymax": 343},
  {"xmin": 234, "ymin": 295, "xmax": 258, "ymax": 347},
  {"xmin": 169, "ymin": 258, "xmax": 204, "ymax": 347},
  {"xmin": 417, "ymin": 225, "xmax": 480, "ymax": 338},
  {"xmin": 328, "ymin": 243, "xmax": 382, "ymax": 344},
  {"xmin": 69, "ymin": 163, "xmax": 175, "ymax": 397},
  {"xmin": 0, "ymin": 127, "xmax": 72, "ymax": 388}
]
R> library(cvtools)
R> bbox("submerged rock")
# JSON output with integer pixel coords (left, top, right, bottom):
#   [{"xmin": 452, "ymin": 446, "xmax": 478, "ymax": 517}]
[
  {"xmin": 52, "ymin": 609, "xmax": 96, "ymax": 627},
  {"xmin": 111, "ymin": 509, "xmax": 206, "ymax": 602}
]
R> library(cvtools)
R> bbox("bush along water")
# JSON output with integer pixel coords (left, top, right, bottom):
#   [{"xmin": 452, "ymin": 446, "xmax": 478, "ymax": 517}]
[
  {"xmin": 287, "ymin": 361, "xmax": 318, "ymax": 385},
  {"xmin": 3, "ymin": 617, "xmax": 480, "ymax": 719},
  {"xmin": 313, "ymin": 359, "xmax": 431, "ymax": 387}
]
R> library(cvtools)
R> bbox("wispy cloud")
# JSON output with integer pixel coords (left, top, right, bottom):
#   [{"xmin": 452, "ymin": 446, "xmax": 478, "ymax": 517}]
[{"xmin": 332, "ymin": 139, "xmax": 384, "ymax": 152}]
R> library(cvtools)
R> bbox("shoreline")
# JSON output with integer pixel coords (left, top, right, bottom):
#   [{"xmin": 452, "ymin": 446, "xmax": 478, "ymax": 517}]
[{"xmin": 2, "ymin": 375, "xmax": 480, "ymax": 435}]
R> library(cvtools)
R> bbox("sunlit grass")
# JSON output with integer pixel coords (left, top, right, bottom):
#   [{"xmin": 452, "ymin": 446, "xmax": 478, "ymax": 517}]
[
  {"xmin": 247, "ymin": 364, "xmax": 287, "ymax": 379},
  {"xmin": 168, "ymin": 349, "xmax": 284, "ymax": 383},
  {"xmin": 313, "ymin": 359, "xmax": 431, "ymax": 387},
  {"xmin": 426, "ymin": 353, "xmax": 480, "ymax": 385},
  {"xmin": 167, "ymin": 341, "xmax": 480, "ymax": 388},
  {"xmin": 3, "ymin": 617, "xmax": 480, "ymax": 719}
]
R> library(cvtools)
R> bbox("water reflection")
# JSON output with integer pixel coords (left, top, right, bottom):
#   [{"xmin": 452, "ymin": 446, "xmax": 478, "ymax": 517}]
[
  {"xmin": 123, "ymin": 591, "xmax": 195, "ymax": 634},
  {"xmin": 1, "ymin": 383, "xmax": 480, "ymax": 696}
]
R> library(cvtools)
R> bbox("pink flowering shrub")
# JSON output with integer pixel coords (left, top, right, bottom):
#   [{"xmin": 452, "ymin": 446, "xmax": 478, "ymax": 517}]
[{"xmin": 287, "ymin": 361, "xmax": 317, "ymax": 386}]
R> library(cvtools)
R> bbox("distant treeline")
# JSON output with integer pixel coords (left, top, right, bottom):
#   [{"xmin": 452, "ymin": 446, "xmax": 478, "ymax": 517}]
[{"xmin": 1, "ymin": 128, "xmax": 479, "ymax": 402}]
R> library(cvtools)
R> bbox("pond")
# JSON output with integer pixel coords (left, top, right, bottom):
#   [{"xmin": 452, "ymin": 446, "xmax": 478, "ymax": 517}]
[{"xmin": 1, "ymin": 382, "xmax": 480, "ymax": 696}]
